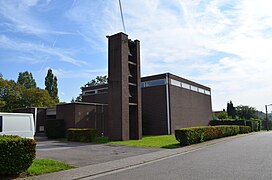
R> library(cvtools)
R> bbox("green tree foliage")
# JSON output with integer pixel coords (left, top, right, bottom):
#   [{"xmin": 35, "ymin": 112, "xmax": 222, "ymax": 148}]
[
  {"xmin": 45, "ymin": 69, "xmax": 59, "ymax": 103},
  {"xmin": 0, "ymin": 79, "xmax": 22, "ymax": 112},
  {"xmin": 212, "ymin": 113, "xmax": 219, "ymax": 120},
  {"xmin": 17, "ymin": 71, "xmax": 37, "ymax": 89},
  {"xmin": 236, "ymin": 105, "xmax": 257, "ymax": 120},
  {"xmin": 85, "ymin": 75, "xmax": 108, "ymax": 87},
  {"xmin": 227, "ymin": 101, "xmax": 236, "ymax": 118},
  {"xmin": 72, "ymin": 75, "xmax": 108, "ymax": 103},
  {"xmin": 0, "ymin": 78, "xmax": 56, "ymax": 112},
  {"xmin": 71, "ymin": 94, "xmax": 82, "ymax": 103},
  {"xmin": 217, "ymin": 111, "xmax": 228, "ymax": 120},
  {"xmin": 21, "ymin": 88, "xmax": 56, "ymax": 108}
]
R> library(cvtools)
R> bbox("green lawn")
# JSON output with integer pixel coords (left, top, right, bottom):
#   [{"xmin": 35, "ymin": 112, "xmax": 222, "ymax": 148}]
[
  {"xmin": 27, "ymin": 159, "xmax": 75, "ymax": 176},
  {"xmin": 108, "ymin": 135, "xmax": 181, "ymax": 148}
]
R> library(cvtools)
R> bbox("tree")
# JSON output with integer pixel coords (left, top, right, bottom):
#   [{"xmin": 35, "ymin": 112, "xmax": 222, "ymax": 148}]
[
  {"xmin": 236, "ymin": 105, "xmax": 257, "ymax": 120},
  {"xmin": 45, "ymin": 69, "xmax": 59, "ymax": 103},
  {"xmin": 85, "ymin": 75, "xmax": 108, "ymax": 87},
  {"xmin": 21, "ymin": 88, "xmax": 56, "ymax": 108},
  {"xmin": 0, "ymin": 78, "xmax": 23, "ymax": 112},
  {"xmin": 227, "ymin": 101, "xmax": 236, "ymax": 118},
  {"xmin": 71, "ymin": 94, "xmax": 82, "ymax": 103},
  {"xmin": 217, "ymin": 111, "xmax": 228, "ymax": 120},
  {"xmin": 0, "ymin": 73, "xmax": 3, "ymax": 79},
  {"xmin": 1, "ymin": 74, "xmax": 57, "ymax": 112},
  {"xmin": 17, "ymin": 71, "xmax": 37, "ymax": 89},
  {"xmin": 0, "ymin": 78, "xmax": 57, "ymax": 112}
]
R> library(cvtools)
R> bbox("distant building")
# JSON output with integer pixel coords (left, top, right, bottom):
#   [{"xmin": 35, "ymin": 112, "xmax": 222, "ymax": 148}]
[
  {"xmin": 14, "ymin": 32, "xmax": 212, "ymax": 140},
  {"xmin": 82, "ymin": 72, "xmax": 212, "ymax": 135}
]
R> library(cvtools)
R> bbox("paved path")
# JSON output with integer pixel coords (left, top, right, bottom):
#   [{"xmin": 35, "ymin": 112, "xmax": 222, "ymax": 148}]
[
  {"xmin": 29, "ymin": 132, "xmax": 265, "ymax": 180},
  {"xmin": 36, "ymin": 139, "xmax": 161, "ymax": 167}
]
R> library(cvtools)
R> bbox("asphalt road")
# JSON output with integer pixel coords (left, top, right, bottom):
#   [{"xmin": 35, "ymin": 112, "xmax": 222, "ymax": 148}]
[
  {"xmin": 93, "ymin": 132, "xmax": 272, "ymax": 180},
  {"xmin": 36, "ymin": 139, "xmax": 161, "ymax": 167}
]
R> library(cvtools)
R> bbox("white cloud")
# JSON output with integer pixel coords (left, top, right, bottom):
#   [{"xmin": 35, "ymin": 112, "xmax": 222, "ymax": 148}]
[
  {"xmin": 1, "ymin": 0, "xmax": 272, "ymax": 111},
  {"xmin": 0, "ymin": 0, "xmax": 73, "ymax": 36},
  {"xmin": 45, "ymin": 67, "xmax": 107, "ymax": 79},
  {"xmin": 0, "ymin": 35, "xmax": 87, "ymax": 66},
  {"xmin": 110, "ymin": 0, "xmax": 272, "ymax": 111},
  {"xmin": 66, "ymin": 1, "xmax": 123, "ymax": 51}
]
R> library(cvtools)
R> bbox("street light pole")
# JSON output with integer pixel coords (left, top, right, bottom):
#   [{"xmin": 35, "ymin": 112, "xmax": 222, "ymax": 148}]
[
  {"xmin": 266, "ymin": 105, "xmax": 268, "ymax": 131},
  {"xmin": 265, "ymin": 104, "xmax": 272, "ymax": 131}
]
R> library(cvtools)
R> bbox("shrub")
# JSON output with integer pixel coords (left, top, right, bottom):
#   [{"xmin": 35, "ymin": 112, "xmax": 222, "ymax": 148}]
[
  {"xmin": 239, "ymin": 126, "xmax": 252, "ymax": 134},
  {"xmin": 175, "ymin": 126, "xmax": 243, "ymax": 146},
  {"xmin": 246, "ymin": 120, "xmax": 261, "ymax": 131},
  {"xmin": 209, "ymin": 120, "xmax": 261, "ymax": 132},
  {"xmin": 0, "ymin": 135, "xmax": 36, "ymax": 176},
  {"xmin": 209, "ymin": 120, "xmax": 245, "ymax": 126},
  {"xmin": 45, "ymin": 119, "xmax": 66, "ymax": 139},
  {"xmin": 67, "ymin": 128, "xmax": 97, "ymax": 142}
]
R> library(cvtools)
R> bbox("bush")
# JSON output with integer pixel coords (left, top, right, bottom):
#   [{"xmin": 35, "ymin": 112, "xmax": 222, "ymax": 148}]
[
  {"xmin": 239, "ymin": 126, "xmax": 252, "ymax": 134},
  {"xmin": 0, "ymin": 135, "xmax": 36, "ymax": 176},
  {"xmin": 175, "ymin": 126, "xmax": 244, "ymax": 146},
  {"xmin": 45, "ymin": 119, "xmax": 66, "ymax": 139},
  {"xmin": 209, "ymin": 120, "xmax": 245, "ymax": 126},
  {"xmin": 209, "ymin": 120, "xmax": 261, "ymax": 132},
  {"xmin": 246, "ymin": 120, "xmax": 261, "ymax": 131},
  {"xmin": 67, "ymin": 128, "xmax": 97, "ymax": 142}
]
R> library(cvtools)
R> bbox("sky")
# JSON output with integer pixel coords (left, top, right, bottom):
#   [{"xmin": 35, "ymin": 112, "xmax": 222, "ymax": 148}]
[{"xmin": 0, "ymin": 0, "xmax": 272, "ymax": 112}]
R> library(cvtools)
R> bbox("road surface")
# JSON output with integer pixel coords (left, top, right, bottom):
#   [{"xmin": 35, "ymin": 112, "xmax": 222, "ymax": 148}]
[{"xmin": 93, "ymin": 132, "xmax": 272, "ymax": 180}]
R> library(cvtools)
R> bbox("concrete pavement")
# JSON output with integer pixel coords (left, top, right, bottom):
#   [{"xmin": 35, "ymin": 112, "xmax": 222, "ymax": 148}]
[
  {"xmin": 28, "ymin": 133, "xmax": 257, "ymax": 180},
  {"xmin": 36, "ymin": 139, "xmax": 161, "ymax": 167}
]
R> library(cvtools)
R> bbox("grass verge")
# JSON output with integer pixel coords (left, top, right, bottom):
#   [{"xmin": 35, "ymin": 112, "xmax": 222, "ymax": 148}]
[
  {"xmin": 27, "ymin": 159, "xmax": 75, "ymax": 176},
  {"xmin": 108, "ymin": 135, "xmax": 180, "ymax": 149},
  {"xmin": 94, "ymin": 136, "xmax": 110, "ymax": 143}
]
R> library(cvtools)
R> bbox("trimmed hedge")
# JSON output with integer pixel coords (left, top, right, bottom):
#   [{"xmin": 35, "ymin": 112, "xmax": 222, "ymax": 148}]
[
  {"xmin": 67, "ymin": 128, "xmax": 97, "ymax": 142},
  {"xmin": 175, "ymin": 125, "xmax": 250, "ymax": 146},
  {"xmin": 246, "ymin": 120, "xmax": 261, "ymax": 131},
  {"xmin": 0, "ymin": 135, "xmax": 36, "ymax": 176},
  {"xmin": 209, "ymin": 120, "xmax": 261, "ymax": 131},
  {"xmin": 45, "ymin": 119, "xmax": 66, "ymax": 139},
  {"xmin": 209, "ymin": 120, "xmax": 245, "ymax": 126},
  {"xmin": 239, "ymin": 126, "xmax": 252, "ymax": 134}
]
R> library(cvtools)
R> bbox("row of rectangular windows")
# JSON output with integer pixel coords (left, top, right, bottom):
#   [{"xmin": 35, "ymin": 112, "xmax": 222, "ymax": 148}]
[
  {"xmin": 140, "ymin": 78, "xmax": 210, "ymax": 95},
  {"xmin": 83, "ymin": 79, "xmax": 210, "ymax": 96},
  {"xmin": 169, "ymin": 79, "xmax": 211, "ymax": 95},
  {"xmin": 83, "ymin": 88, "xmax": 108, "ymax": 95}
]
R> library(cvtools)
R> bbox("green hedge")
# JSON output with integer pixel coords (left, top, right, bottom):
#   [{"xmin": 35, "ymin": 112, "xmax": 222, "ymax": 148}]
[
  {"xmin": 246, "ymin": 120, "xmax": 261, "ymax": 131},
  {"xmin": 67, "ymin": 128, "xmax": 97, "ymax": 142},
  {"xmin": 239, "ymin": 126, "xmax": 252, "ymax": 134},
  {"xmin": 209, "ymin": 120, "xmax": 261, "ymax": 131},
  {"xmin": 45, "ymin": 119, "xmax": 66, "ymax": 139},
  {"xmin": 175, "ymin": 125, "xmax": 250, "ymax": 146},
  {"xmin": 0, "ymin": 135, "xmax": 36, "ymax": 176},
  {"xmin": 209, "ymin": 120, "xmax": 245, "ymax": 126}
]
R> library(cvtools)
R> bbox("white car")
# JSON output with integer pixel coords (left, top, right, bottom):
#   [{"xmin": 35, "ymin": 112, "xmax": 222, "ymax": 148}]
[{"xmin": 0, "ymin": 112, "xmax": 35, "ymax": 139}]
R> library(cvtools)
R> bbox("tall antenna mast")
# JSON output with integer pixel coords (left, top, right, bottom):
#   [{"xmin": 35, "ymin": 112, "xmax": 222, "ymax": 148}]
[{"xmin": 118, "ymin": 0, "xmax": 126, "ymax": 33}]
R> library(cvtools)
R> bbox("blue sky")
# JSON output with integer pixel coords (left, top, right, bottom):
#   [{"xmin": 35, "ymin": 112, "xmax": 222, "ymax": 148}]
[{"xmin": 1, "ymin": 0, "xmax": 272, "ymax": 112}]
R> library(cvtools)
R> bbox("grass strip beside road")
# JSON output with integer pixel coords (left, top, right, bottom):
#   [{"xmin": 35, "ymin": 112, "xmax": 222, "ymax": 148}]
[
  {"xmin": 108, "ymin": 135, "xmax": 181, "ymax": 149},
  {"xmin": 27, "ymin": 159, "xmax": 75, "ymax": 176}
]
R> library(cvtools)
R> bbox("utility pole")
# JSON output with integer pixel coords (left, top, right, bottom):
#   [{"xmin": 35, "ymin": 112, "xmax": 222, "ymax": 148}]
[{"xmin": 265, "ymin": 104, "xmax": 272, "ymax": 131}]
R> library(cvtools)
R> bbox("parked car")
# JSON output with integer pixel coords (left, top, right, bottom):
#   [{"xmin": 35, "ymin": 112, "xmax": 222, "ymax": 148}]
[{"xmin": 0, "ymin": 112, "xmax": 35, "ymax": 139}]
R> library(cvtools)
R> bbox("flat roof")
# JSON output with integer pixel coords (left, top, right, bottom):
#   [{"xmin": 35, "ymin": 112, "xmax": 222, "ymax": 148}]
[{"xmin": 82, "ymin": 72, "xmax": 210, "ymax": 91}]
